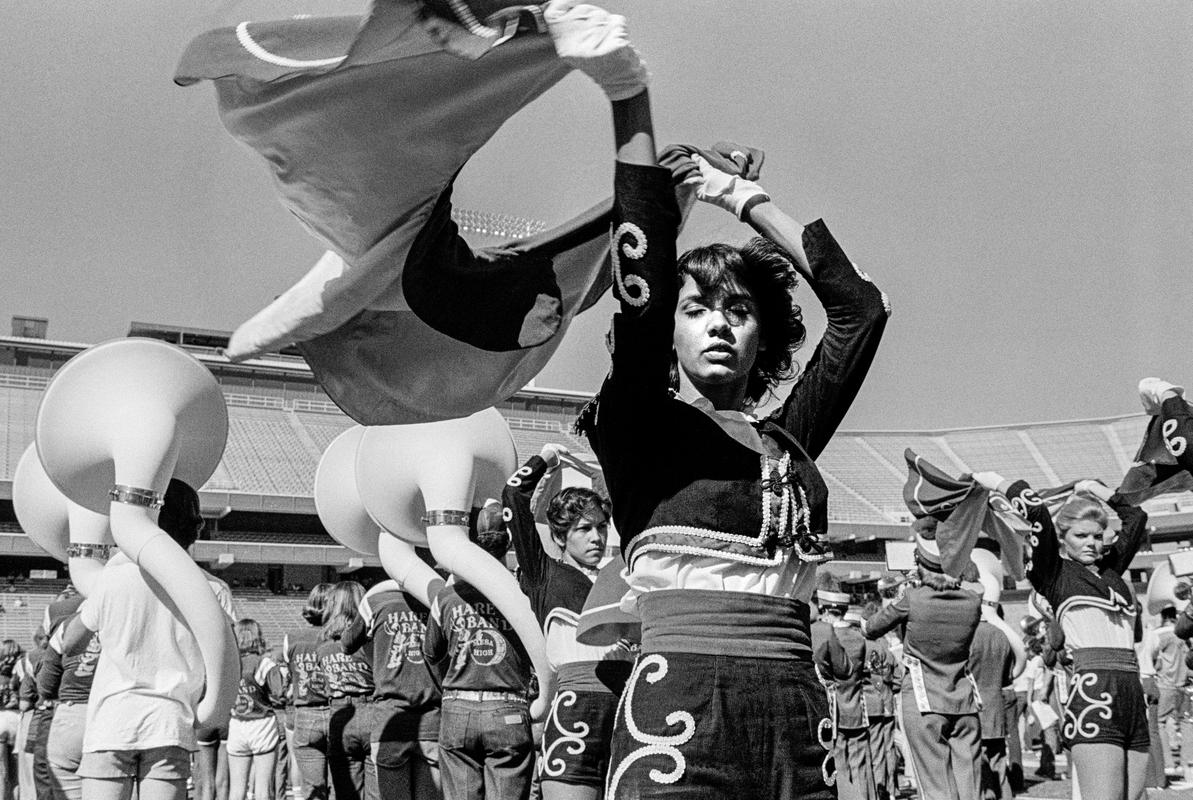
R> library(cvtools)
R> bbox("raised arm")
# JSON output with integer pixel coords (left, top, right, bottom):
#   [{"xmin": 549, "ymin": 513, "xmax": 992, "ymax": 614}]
[
  {"xmin": 504, "ymin": 447, "xmax": 561, "ymax": 588},
  {"xmin": 1139, "ymin": 380, "xmax": 1193, "ymax": 471},
  {"xmin": 974, "ymin": 472, "xmax": 1059, "ymax": 592},
  {"xmin": 759, "ymin": 203, "xmax": 890, "ymax": 458},
  {"xmin": 1075, "ymin": 479, "xmax": 1149, "ymax": 575},
  {"xmin": 598, "ymin": 96, "xmax": 680, "ymax": 403}
]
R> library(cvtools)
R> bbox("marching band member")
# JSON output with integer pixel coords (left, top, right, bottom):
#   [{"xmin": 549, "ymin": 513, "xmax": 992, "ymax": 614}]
[
  {"xmin": 40, "ymin": 609, "xmax": 99, "ymax": 800},
  {"xmin": 862, "ymin": 519, "xmax": 982, "ymax": 800},
  {"xmin": 504, "ymin": 445, "xmax": 633, "ymax": 799},
  {"xmin": 61, "ymin": 480, "xmax": 209, "ymax": 800},
  {"xmin": 572, "ymin": 8, "xmax": 888, "ymax": 792},
  {"xmin": 817, "ymin": 606, "xmax": 876, "ymax": 800},
  {"xmin": 316, "ymin": 583, "xmax": 374, "ymax": 800},
  {"xmin": 861, "ymin": 603, "xmax": 899, "ymax": 800},
  {"xmin": 424, "ymin": 520, "xmax": 535, "ymax": 800},
  {"xmin": 963, "ymin": 548, "xmax": 1021, "ymax": 800},
  {"xmin": 283, "ymin": 585, "xmax": 334, "ymax": 800},
  {"xmin": 227, "ymin": 620, "xmax": 286, "ymax": 800},
  {"xmin": 342, "ymin": 577, "xmax": 443, "ymax": 800},
  {"xmin": 971, "ymin": 470, "xmax": 1150, "ymax": 800}
]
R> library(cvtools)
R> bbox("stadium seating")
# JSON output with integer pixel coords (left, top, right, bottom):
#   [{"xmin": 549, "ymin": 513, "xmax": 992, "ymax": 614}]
[{"xmin": 1, "ymin": 365, "xmax": 1185, "ymax": 537}]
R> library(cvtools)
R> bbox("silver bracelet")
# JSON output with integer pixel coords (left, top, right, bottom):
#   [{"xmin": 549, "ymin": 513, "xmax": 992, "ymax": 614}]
[
  {"xmin": 67, "ymin": 543, "xmax": 115, "ymax": 561},
  {"xmin": 108, "ymin": 485, "xmax": 163, "ymax": 509},
  {"xmin": 421, "ymin": 509, "xmax": 470, "ymax": 527}
]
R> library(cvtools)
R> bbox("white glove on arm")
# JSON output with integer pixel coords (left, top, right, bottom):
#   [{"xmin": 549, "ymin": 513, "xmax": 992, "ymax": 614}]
[
  {"xmin": 691, "ymin": 154, "xmax": 771, "ymax": 221},
  {"xmin": 545, "ymin": 0, "xmax": 648, "ymax": 101},
  {"xmin": 1139, "ymin": 377, "xmax": 1185, "ymax": 415}
]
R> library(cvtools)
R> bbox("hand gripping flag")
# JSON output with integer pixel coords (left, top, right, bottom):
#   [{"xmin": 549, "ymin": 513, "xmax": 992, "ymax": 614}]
[
  {"xmin": 902, "ymin": 449, "xmax": 1025, "ymax": 580},
  {"xmin": 1117, "ymin": 403, "xmax": 1193, "ymax": 505}
]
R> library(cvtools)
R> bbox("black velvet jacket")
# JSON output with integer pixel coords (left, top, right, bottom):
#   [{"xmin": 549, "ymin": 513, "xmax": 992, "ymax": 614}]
[
  {"xmin": 578, "ymin": 163, "xmax": 889, "ymax": 574},
  {"xmin": 1012, "ymin": 480, "xmax": 1146, "ymax": 625},
  {"xmin": 505, "ymin": 454, "xmax": 598, "ymax": 629}
]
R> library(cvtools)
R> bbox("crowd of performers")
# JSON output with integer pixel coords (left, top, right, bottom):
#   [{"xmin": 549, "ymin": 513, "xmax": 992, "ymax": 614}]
[
  {"xmin": 3, "ymin": 3, "xmax": 1192, "ymax": 800},
  {"xmin": 3, "ymin": 387, "xmax": 1193, "ymax": 800}
]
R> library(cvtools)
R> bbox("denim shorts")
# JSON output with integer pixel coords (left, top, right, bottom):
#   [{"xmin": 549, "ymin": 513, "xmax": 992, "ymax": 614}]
[{"xmin": 78, "ymin": 746, "xmax": 191, "ymax": 781}]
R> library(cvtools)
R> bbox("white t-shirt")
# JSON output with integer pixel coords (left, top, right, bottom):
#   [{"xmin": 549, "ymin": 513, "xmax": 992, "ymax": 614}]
[
  {"xmin": 78, "ymin": 553, "xmax": 204, "ymax": 752},
  {"xmin": 1014, "ymin": 654, "xmax": 1044, "ymax": 694},
  {"xmin": 202, "ymin": 569, "xmax": 239, "ymax": 622}
]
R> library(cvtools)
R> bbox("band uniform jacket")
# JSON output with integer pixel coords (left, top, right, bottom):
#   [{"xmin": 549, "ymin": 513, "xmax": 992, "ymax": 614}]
[
  {"xmin": 863, "ymin": 636, "xmax": 898, "ymax": 719},
  {"xmin": 967, "ymin": 620, "xmax": 1014, "ymax": 738},
  {"xmin": 816, "ymin": 623, "xmax": 870, "ymax": 729},
  {"xmin": 864, "ymin": 585, "xmax": 981, "ymax": 715}
]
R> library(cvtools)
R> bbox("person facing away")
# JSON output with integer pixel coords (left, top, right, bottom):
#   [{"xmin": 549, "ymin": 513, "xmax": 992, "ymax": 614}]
[
  {"xmin": 341, "ymin": 572, "xmax": 443, "ymax": 800},
  {"xmin": 424, "ymin": 519, "xmax": 534, "ymax": 800},
  {"xmin": 282, "ymin": 583, "xmax": 334, "ymax": 800},
  {"xmin": 863, "ymin": 517, "xmax": 982, "ymax": 800},
  {"xmin": 39, "ymin": 608, "xmax": 101, "ymax": 800},
  {"xmin": 61, "ymin": 478, "xmax": 208, "ymax": 800},
  {"xmin": 967, "ymin": 614, "xmax": 1015, "ymax": 800}
]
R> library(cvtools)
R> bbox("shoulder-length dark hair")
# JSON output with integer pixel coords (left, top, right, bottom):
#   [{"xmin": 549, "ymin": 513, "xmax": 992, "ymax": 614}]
[
  {"xmin": 320, "ymin": 581, "xmax": 364, "ymax": 642},
  {"xmin": 302, "ymin": 583, "xmax": 334, "ymax": 627},
  {"xmin": 673, "ymin": 237, "xmax": 806, "ymax": 403}
]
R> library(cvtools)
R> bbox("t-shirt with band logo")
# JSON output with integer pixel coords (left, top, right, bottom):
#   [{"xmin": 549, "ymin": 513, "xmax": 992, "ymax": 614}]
[
  {"xmin": 342, "ymin": 581, "xmax": 440, "ymax": 712},
  {"xmin": 284, "ymin": 629, "xmax": 327, "ymax": 707},
  {"xmin": 424, "ymin": 582, "xmax": 532, "ymax": 695},
  {"xmin": 316, "ymin": 638, "xmax": 374, "ymax": 700}
]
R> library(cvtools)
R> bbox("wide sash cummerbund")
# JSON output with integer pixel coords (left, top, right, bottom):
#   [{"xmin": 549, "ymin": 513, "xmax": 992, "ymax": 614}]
[
  {"xmin": 555, "ymin": 660, "xmax": 634, "ymax": 695},
  {"xmin": 1071, "ymin": 647, "xmax": 1139, "ymax": 672},
  {"xmin": 638, "ymin": 589, "xmax": 812, "ymax": 660}
]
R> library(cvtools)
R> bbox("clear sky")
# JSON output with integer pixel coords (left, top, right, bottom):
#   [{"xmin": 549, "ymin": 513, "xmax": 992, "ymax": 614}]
[{"xmin": 2, "ymin": 2, "xmax": 1190, "ymax": 430}]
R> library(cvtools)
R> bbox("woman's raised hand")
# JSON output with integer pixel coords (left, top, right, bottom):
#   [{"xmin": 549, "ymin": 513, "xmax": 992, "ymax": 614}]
[
  {"xmin": 687, "ymin": 142, "xmax": 770, "ymax": 221},
  {"xmin": 1139, "ymin": 377, "xmax": 1185, "ymax": 415},
  {"xmin": 1073, "ymin": 479, "xmax": 1112, "ymax": 502},
  {"xmin": 971, "ymin": 471, "xmax": 1007, "ymax": 492},
  {"xmin": 544, "ymin": 1, "xmax": 648, "ymax": 101},
  {"xmin": 539, "ymin": 443, "xmax": 566, "ymax": 470}
]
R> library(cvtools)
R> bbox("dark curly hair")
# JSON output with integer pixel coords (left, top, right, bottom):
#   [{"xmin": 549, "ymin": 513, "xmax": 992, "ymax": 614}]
[
  {"xmin": 546, "ymin": 488, "xmax": 611, "ymax": 549},
  {"xmin": 672, "ymin": 237, "xmax": 806, "ymax": 404}
]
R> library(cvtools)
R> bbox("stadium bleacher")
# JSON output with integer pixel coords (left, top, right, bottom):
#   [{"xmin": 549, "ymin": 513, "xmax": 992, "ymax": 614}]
[
  {"xmin": 0, "ymin": 586, "xmax": 312, "ymax": 652},
  {"xmin": 0, "ymin": 354, "xmax": 1183, "ymax": 537}
]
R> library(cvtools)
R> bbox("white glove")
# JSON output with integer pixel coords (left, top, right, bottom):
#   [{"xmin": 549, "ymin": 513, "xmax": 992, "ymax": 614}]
[
  {"xmin": 539, "ymin": 444, "xmax": 565, "ymax": 469},
  {"xmin": 1139, "ymin": 377, "xmax": 1185, "ymax": 415},
  {"xmin": 691, "ymin": 154, "xmax": 770, "ymax": 220},
  {"xmin": 971, "ymin": 471, "xmax": 1007, "ymax": 492},
  {"xmin": 544, "ymin": 1, "xmax": 648, "ymax": 101},
  {"xmin": 1073, "ymin": 479, "xmax": 1111, "ymax": 501}
]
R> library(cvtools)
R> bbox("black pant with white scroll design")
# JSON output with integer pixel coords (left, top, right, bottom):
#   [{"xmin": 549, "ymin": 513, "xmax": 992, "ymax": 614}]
[{"xmin": 607, "ymin": 652, "xmax": 833, "ymax": 799}]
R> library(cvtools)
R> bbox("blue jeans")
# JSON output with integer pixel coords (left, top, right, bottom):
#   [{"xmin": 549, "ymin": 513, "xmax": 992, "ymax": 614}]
[
  {"xmin": 439, "ymin": 699, "xmax": 533, "ymax": 800},
  {"xmin": 328, "ymin": 700, "xmax": 373, "ymax": 800},
  {"xmin": 291, "ymin": 707, "xmax": 332, "ymax": 800}
]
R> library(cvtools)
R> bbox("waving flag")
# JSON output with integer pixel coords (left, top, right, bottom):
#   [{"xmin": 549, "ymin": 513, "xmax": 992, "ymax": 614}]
[
  {"xmin": 1118, "ymin": 405, "xmax": 1193, "ymax": 504},
  {"xmin": 903, "ymin": 449, "xmax": 1025, "ymax": 580}
]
